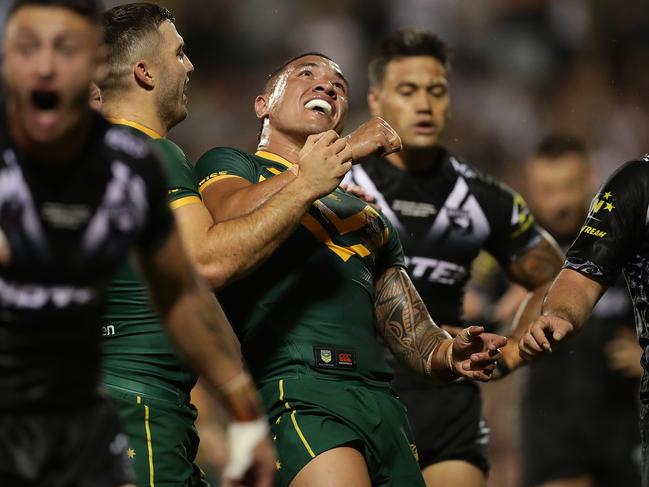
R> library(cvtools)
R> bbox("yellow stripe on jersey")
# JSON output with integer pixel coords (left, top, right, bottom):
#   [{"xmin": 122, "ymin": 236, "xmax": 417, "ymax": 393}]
[
  {"xmin": 290, "ymin": 410, "xmax": 316, "ymax": 458},
  {"xmin": 255, "ymin": 151, "xmax": 294, "ymax": 169},
  {"xmin": 198, "ymin": 174, "xmax": 246, "ymax": 193},
  {"xmin": 314, "ymin": 201, "xmax": 382, "ymax": 236},
  {"xmin": 279, "ymin": 379, "xmax": 285, "ymax": 401},
  {"xmin": 301, "ymin": 214, "xmax": 370, "ymax": 262},
  {"xmin": 144, "ymin": 404, "xmax": 155, "ymax": 487},
  {"xmin": 107, "ymin": 118, "xmax": 163, "ymax": 140},
  {"xmin": 169, "ymin": 195, "xmax": 201, "ymax": 210}
]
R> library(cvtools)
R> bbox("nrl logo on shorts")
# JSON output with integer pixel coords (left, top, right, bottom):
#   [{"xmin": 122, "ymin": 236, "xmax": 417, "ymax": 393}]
[{"xmin": 320, "ymin": 349, "xmax": 332, "ymax": 363}]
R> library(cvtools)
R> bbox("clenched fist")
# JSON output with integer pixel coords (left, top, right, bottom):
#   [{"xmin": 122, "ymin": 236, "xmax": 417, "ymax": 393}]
[{"xmin": 345, "ymin": 117, "xmax": 402, "ymax": 163}]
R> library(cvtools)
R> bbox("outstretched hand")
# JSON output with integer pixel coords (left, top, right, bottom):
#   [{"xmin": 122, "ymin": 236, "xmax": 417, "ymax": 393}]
[
  {"xmin": 346, "ymin": 116, "xmax": 402, "ymax": 163},
  {"xmin": 450, "ymin": 326, "xmax": 507, "ymax": 382},
  {"xmin": 518, "ymin": 315, "xmax": 573, "ymax": 361}
]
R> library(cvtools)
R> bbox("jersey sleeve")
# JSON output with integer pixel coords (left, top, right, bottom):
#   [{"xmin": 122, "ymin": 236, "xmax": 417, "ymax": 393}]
[
  {"xmin": 375, "ymin": 213, "xmax": 406, "ymax": 275},
  {"xmin": 194, "ymin": 147, "xmax": 258, "ymax": 193},
  {"xmin": 482, "ymin": 181, "xmax": 542, "ymax": 268},
  {"xmin": 150, "ymin": 138, "xmax": 201, "ymax": 209},
  {"xmin": 136, "ymin": 151, "xmax": 175, "ymax": 253},
  {"xmin": 565, "ymin": 160, "xmax": 649, "ymax": 286}
]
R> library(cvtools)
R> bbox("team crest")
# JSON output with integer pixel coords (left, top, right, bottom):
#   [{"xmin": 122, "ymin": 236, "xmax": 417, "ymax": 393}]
[{"xmin": 320, "ymin": 349, "xmax": 332, "ymax": 363}]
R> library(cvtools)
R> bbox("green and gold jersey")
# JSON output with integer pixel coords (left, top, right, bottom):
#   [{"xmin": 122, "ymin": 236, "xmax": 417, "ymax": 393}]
[
  {"xmin": 102, "ymin": 119, "xmax": 200, "ymax": 395},
  {"xmin": 195, "ymin": 147, "xmax": 406, "ymax": 387}
]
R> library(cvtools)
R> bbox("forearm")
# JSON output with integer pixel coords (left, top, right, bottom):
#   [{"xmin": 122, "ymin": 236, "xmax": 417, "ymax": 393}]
[
  {"xmin": 541, "ymin": 270, "xmax": 600, "ymax": 333},
  {"xmin": 162, "ymin": 274, "xmax": 263, "ymax": 421},
  {"xmin": 374, "ymin": 267, "xmax": 457, "ymax": 383},
  {"xmin": 201, "ymin": 177, "xmax": 316, "ymax": 289}
]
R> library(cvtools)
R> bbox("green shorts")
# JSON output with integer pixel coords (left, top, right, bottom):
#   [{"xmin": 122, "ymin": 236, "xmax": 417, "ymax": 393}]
[
  {"xmin": 104, "ymin": 375, "xmax": 208, "ymax": 487},
  {"xmin": 259, "ymin": 377, "xmax": 425, "ymax": 487}
]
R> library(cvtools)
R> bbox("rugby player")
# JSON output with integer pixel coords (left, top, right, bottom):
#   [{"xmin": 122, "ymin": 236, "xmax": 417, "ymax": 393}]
[
  {"xmin": 194, "ymin": 52, "xmax": 508, "ymax": 487},
  {"xmin": 520, "ymin": 152, "xmax": 649, "ymax": 486},
  {"xmin": 0, "ymin": 0, "xmax": 267, "ymax": 486},
  {"xmin": 520, "ymin": 135, "xmax": 640, "ymax": 487},
  {"xmin": 97, "ymin": 4, "xmax": 401, "ymax": 486},
  {"xmin": 343, "ymin": 28, "xmax": 563, "ymax": 487}
]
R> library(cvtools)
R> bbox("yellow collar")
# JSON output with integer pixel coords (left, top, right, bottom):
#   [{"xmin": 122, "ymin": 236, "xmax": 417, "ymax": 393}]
[
  {"xmin": 255, "ymin": 150, "xmax": 294, "ymax": 168},
  {"xmin": 107, "ymin": 118, "xmax": 163, "ymax": 139}
]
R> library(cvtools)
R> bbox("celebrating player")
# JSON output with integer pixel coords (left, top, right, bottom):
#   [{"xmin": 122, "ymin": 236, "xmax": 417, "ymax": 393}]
[
  {"xmin": 0, "ymin": 1, "xmax": 270, "ymax": 486},
  {"xmin": 194, "ymin": 51, "xmax": 507, "ymax": 487},
  {"xmin": 344, "ymin": 28, "xmax": 563, "ymax": 487}
]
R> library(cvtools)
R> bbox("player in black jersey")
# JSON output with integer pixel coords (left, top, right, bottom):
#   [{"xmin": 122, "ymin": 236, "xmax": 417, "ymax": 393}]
[
  {"xmin": 520, "ymin": 153, "xmax": 649, "ymax": 487},
  {"xmin": 344, "ymin": 28, "xmax": 563, "ymax": 487},
  {"xmin": 512, "ymin": 135, "xmax": 641, "ymax": 487},
  {"xmin": 0, "ymin": 1, "xmax": 271, "ymax": 486}
]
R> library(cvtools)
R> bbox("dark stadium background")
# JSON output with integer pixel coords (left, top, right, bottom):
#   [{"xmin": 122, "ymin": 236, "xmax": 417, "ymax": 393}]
[{"xmin": 2, "ymin": 1, "xmax": 647, "ymax": 485}]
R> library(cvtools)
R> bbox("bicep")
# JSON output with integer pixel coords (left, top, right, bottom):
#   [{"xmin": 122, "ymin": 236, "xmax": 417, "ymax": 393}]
[
  {"xmin": 201, "ymin": 171, "xmax": 296, "ymax": 223},
  {"xmin": 505, "ymin": 231, "xmax": 564, "ymax": 289}
]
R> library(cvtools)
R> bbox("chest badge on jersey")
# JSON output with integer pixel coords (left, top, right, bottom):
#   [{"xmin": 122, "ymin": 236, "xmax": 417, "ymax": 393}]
[{"xmin": 314, "ymin": 346, "xmax": 356, "ymax": 370}]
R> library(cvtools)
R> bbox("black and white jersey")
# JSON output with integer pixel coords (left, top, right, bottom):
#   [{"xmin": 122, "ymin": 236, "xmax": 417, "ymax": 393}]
[
  {"xmin": 346, "ymin": 150, "xmax": 542, "ymax": 389},
  {"xmin": 0, "ymin": 113, "xmax": 174, "ymax": 412},
  {"xmin": 565, "ymin": 156, "xmax": 649, "ymax": 391}
]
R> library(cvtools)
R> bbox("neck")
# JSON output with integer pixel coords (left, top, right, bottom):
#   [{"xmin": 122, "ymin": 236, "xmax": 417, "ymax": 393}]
[
  {"xmin": 257, "ymin": 122, "xmax": 309, "ymax": 164},
  {"xmin": 386, "ymin": 145, "xmax": 442, "ymax": 173},
  {"xmin": 102, "ymin": 90, "xmax": 167, "ymax": 138},
  {"xmin": 7, "ymin": 103, "xmax": 93, "ymax": 165}
]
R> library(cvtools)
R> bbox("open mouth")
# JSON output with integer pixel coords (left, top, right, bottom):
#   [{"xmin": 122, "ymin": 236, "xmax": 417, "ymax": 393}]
[
  {"xmin": 414, "ymin": 120, "xmax": 436, "ymax": 133},
  {"xmin": 31, "ymin": 91, "xmax": 61, "ymax": 111},
  {"xmin": 304, "ymin": 98, "xmax": 333, "ymax": 116}
]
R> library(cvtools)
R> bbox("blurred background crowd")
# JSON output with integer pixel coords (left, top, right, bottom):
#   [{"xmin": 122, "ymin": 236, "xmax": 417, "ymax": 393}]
[{"xmin": 2, "ymin": 1, "xmax": 647, "ymax": 486}]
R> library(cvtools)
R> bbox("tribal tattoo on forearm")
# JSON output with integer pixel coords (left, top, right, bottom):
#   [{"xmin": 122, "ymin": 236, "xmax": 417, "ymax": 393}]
[{"xmin": 374, "ymin": 267, "xmax": 450, "ymax": 378}]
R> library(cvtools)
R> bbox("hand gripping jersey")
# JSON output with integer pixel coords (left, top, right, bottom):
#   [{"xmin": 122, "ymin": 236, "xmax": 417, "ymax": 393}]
[
  {"xmin": 565, "ymin": 156, "xmax": 649, "ymax": 385},
  {"xmin": 345, "ymin": 150, "xmax": 542, "ymax": 389},
  {"xmin": 102, "ymin": 121, "xmax": 200, "ymax": 396},
  {"xmin": 0, "ymin": 114, "xmax": 173, "ymax": 412},
  {"xmin": 194, "ymin": 148, "xmax": 406, "ymax": 386}
]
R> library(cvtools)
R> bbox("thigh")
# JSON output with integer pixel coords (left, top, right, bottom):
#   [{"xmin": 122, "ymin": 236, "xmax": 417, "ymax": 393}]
[
  {"xmin": 106, "ymin": 386, "xmax": 206, "ymax": 487},
  {"xmin": 289, "ymin": 446, "xmax": 371, "ymax": 487},
  {"xmin": 397, "ymin": 383, "xmax": 489, "ymax": 475},
  {"xmin": 421, "ymin": 460, "xmax": 486, "ymax": 487}
]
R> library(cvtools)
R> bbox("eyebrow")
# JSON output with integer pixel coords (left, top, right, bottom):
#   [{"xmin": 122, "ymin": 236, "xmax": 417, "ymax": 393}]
[{"xmin": 295, "ymin": 61, "xmax": 349, "ymax": 88}]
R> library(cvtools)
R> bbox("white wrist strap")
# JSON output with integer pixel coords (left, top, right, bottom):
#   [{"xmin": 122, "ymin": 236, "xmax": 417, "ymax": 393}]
[{"xmin": 223, "ymin": 419, "xmax": 269, "ymax": 480}]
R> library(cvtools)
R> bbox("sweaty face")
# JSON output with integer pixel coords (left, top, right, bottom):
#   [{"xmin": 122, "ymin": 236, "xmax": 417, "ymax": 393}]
[
  {"xmin": 526, "ymin": 154, "xmax": 592, "ymax": 243},
  {"xmin": 262, "ymin": 55, "xmax": 349, "ymax": 137},
  {"xmin": 2, "ymin": 6, "xmax": 103, "ymax": 144},
  {"xmin": 154, "ymin": 21, "xmax": 194, "ymax": 130},
  {"xmin": 369, "ymin": 56, "xmax": 449, "ymax": 149}
]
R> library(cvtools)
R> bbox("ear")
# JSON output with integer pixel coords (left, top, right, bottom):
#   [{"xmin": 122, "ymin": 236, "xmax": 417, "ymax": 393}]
[
  {"xmin": 367, "ymin": 87, "xmax": 382, "ymax": 117},
  {"xmin": 254, "ymin": 95, "xmax": 269, "ymax": 119},
  {"xmin": 134, "ymin": 60, "xmax": 155, "ymax": 90}
]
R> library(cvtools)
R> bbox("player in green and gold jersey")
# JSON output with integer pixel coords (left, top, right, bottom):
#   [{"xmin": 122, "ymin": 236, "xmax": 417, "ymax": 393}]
[
  {"xmin": 97, "ymin": 4, "xmax": 393, "ymax": 486},
  {"xmin": 195, "ymin": 52, "xmax": 508, "ymax": 487}
]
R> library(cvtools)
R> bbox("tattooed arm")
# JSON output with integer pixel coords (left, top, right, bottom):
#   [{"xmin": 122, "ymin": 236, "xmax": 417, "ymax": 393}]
[{"xmin": 374, "ymin": 266, "xmax": 507, "ymax": 382}]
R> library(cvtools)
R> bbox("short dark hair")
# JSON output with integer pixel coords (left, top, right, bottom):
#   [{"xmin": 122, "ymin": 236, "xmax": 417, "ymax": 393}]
[
  {"xmin": 264, "ymin": 51, "xmax": 337, "ymax": 94},
  {"xmin": 369, "ymin": 27, "xmax": 452, "ymax": 87},
  {"xmin": 100, "ymin": 3, "xmax": 175, "ymax": 93},
  {"xmin": 534, "ymin": 134, "xmax": 588, "ymax": 160},
  {"xmin": 8, "ymin": 0, "xmax": 103, "ymax": 23}
]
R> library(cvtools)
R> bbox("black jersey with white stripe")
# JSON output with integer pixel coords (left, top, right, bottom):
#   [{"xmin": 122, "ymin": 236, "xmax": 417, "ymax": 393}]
[
  {"xmin": 0, "ymin": 113, "xmax": 174, "ymax": 412},
  {"xmin": 565, "ymin": 156, "xmax": 649, "ymax": 386},
  {"xmin": 347, "ymin": 150, "xmax": 542, "ymax": 389}
]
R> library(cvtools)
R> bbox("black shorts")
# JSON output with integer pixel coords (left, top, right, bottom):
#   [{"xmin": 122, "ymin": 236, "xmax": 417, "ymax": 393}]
[
  {"xmin": 0, "ymin": 397, "xmax": 135, "ymax": 487},
  {"xmin": 396, "ymin": 381, "xmax": 490, "ymax": 474},
  {"xmin": 522, "ymin": 392, "xmax": 641, "ymax": 487}
]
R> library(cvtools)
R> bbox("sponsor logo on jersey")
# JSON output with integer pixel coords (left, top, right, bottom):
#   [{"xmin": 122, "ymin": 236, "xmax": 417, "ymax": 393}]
[
  {"xmin": 392, "ymin": 200, "xmax": 437, "ymax": 218},
  {"xmin": 313, "ymin": 346, "xmax": 356, "ymax": 370},
  {"xmin": 41, "ymin": 202, "xmax": 91, "ymax": 230},
  {"xmin": 0, "ymin": 276, "xmax": 96, "ymax": 309},
  {"xmin": 405, "ymin": 256, "xmax": 468, "ymax": 285},
  {"xmin": 102, "ymin": 324, "xmax": 116, "ymax": 336},
  {"xmin": 580, "ymin": 225, "xmax": 607, "ymax": 238},
  {"xmin": 589, "ymin": 191, "xmax": 615, "ymax": 215}
]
